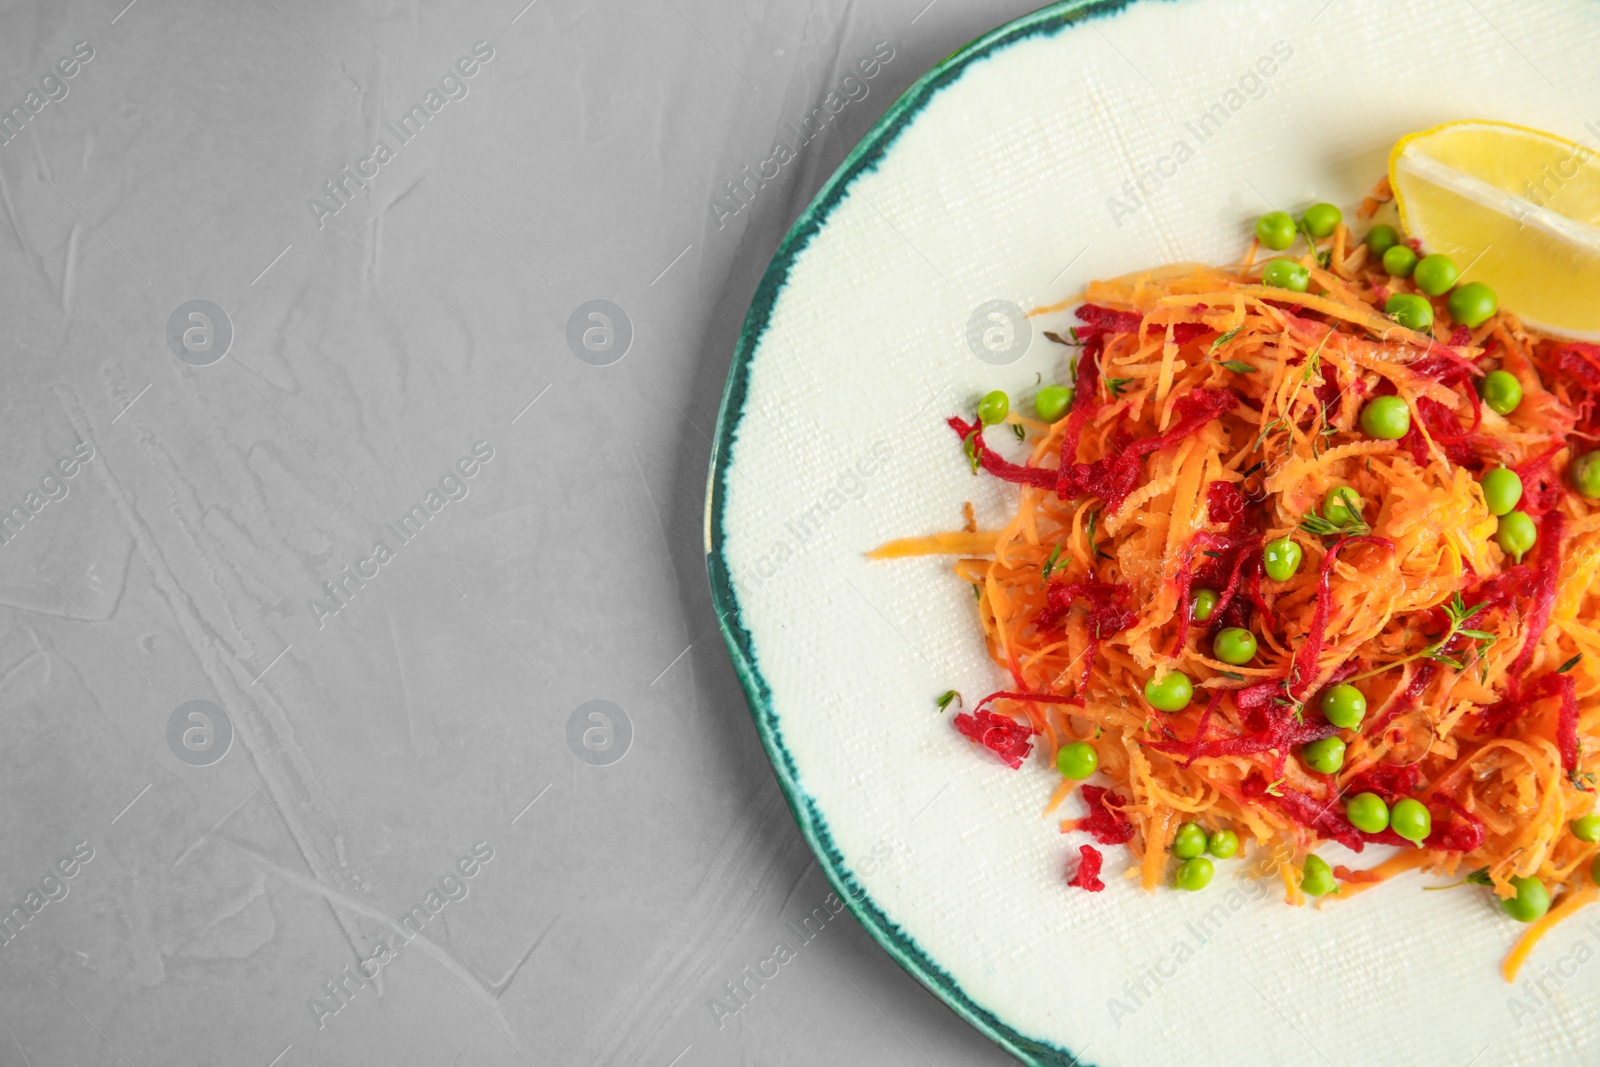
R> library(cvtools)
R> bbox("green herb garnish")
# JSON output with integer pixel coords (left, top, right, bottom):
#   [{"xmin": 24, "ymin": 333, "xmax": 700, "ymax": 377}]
[
  {"xmin": 1351, "ymin": 592, "xmax": 1495, "ymax": 681},
  {"xmin": 1086, "ymin": 509, "xmax": 1111, "ymax": 561},
  {"xmin": 1041, "ymin": 543, "xmax": 1062, "ymax": 586},
  {"xmin": 1302, "ymin": 327, "xmax": 1334, "ymax": 383},
  {"xmin": 1299, "ymin": 510, "xmax": 1370, "ymax": 539},
  {"xmin": 1428, "ymin": 867, "xmax": 1494, "ymax": 891}
]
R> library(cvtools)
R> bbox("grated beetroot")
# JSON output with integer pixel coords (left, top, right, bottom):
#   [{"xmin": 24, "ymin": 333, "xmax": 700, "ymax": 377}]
[
  {"xmin": 1398, "ymin": 397, "xmax": 1482, "ymax": 467},
  {"xmin": 1513, "ymin": 445, "xmax": 1567, "ymax": 518},
  {"xmin": 1342, "ymin": 763, "xmax": 1423, "ymax": 801},
  {"xmin": 1482, "ymin": 672, "xmax": 1580, "ymax": 769},
  {"xmin": 1204, "ymin": 534, "xmax": 1264, "ymax": 634},
  {"xmin": 1288, "ymin": 535, "xmax": 1393, "ymax": 700},
  {"xmin": 1066, "ymin": 844, "xmax": 1105, "ymax": 892},
  {"xmin": 1366, "ymin": 660, "xmax": 1438, "ymax": 737},
  {"xmin": 1142, "ymin": 690, "xmax": 1223, "ymax": 767},
  {"xmin": 951, "ymin": 375, "xmax": 1236, "ymax": 515},
  {"xmin": 1075, "ymin": 303, "xmax": 1142, "ymax": 338},
  {"xmin": 1075, "ymin": 785, "xmax": 1136, "ymax": 845},
  {"xmin": 1465, "ymin": 565, "xmax": 1535, "ymax": 617},
  {"xmin": 1430, "ymin": 796, "xmax": 1489, "ymax": 852},
  {"xmin": 1038, "ymin": 578, "xmax": 1139, "ymax": 638},
  {"xmin": 1508, "ymin": 510, "xmax": 1565, "ymax": 690},
  {"xmin": 1234, "ymin": 678, "xmax": 1282, "ymax": 717},
  {"xmin": 953, "ymin": 709, "xmax": 1036, "ymax": 769},
  {"xmin": 1206, "ymin": 480, "xmax": 1248, "ymax": 529},
  {"xmin": 1147, "ymin": 686, "xmax": 1335, "ymax": 764},
  {"xmin": 1553, "ymin": 673, "xmax": 1580, "ymax": 770},
  {"xmin": 1413, "ymin": 345, "xmax": 1484, "ymax": 388},
  {"xmin": 1553, "ymin": 342, "xmax": 1600, "ymax": 436},
  {"xmin": 1246, "ymin": 777, "xmax": 1365, "ymax": 852},
  {"xmin": 1418, "ymin": 395, "xmax": 1482, "ymax": 445},
  {"xmin": 1168, "ymin": 530, "xmax": 1245, "ymax": 656},
  {"xmin": 948, "ymin": 416, "xmax": 1056, "ymax": 490},
  {"xmin": 1057, "ymin": 390, "xmax": 1239, "ymax": 513}
]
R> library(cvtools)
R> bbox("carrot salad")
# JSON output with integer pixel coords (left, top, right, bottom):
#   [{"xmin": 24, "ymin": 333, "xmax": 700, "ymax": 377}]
[{"xmin": 872, "ymin": 188, "xmax": 1600, "ymax": 979}]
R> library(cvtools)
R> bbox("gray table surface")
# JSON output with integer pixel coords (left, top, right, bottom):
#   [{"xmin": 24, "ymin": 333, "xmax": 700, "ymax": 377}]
[{"xmin": 0, "ymin": 1, "xmax": 1043, "ymax": 1064}]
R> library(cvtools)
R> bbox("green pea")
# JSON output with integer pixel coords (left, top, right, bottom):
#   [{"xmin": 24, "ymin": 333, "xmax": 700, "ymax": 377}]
[
  {"xmin": 1480, "ymin": 467, "xmax": 1523, "ymax": 516},
  {"xmin": 1346, "ymin": 792, "xmax": 1390, "ymax": 833},
  {"xmin": 1480, "ymin": 370, "xmax": 1522, "ymax": 416},
  {"xmin": 1262, "ymin": 258, "xmax": 1310, "ymax": 293},
  {"xmin": 1390, "ymin": 797, "xmax": 1432, "ymax": 844},
  {"xmin": 1263, "ymin": 537, "xmax": 1303, "ymax": 581},
  {"xmin": 1319, "ymin": 683, "xmax": 1367, "ymax": 729},
  {"xmin": 1300, "ymin": 736, "xmax": 1345, "ymax": 774},
  {"xmin": 1495, "ymin": 510, "xmax": 1537, "ymax": 564},
  {"xmin": 977, "ymin": 390, "xmax": 1010, "ymax": 426},
  {"xmin": 1322, "ymin": 485, "xmax": 1364, "ymax": 526},
  {"xmin": 1570, "ymin": 814, "xmax": 1600, "ymax": 842},
  {"xmin": 1300, "ymin": 854, "xmax": 1335, "ymax": 897},
  {"xmin": 1365, "ymin": 224, "xmax": 1401, "ymax": 257},
  {"xmin": 1413, "ymin": 253, "xmax": 1459, "ymax": 296},
  {"xmin": 1172, "ymin": 821, "xmax": 1208, "ymax": 860},
  {"xmin": 1256, "ymin": 211, "xmax": 1297, "ymax": 251},
  {"xmin": 1501, "ymin": 876, "xmax": 1551, "ymax": 924},
  {"xmin": 1056, "ymin": 740, "xmax": 1098, "ymax": 780},
  {"xmin": 1382, "ymin": 244, "xmax": 1418, "ymax": 277},
  {"xmin": 1360, "ymin": 395, "xmax": 1411, "ymax": 440},
  {"xmin": 1190, "ymin": 588, "xmax": 1220, "ymax": 622},
  {"xmin": 1302, "ymin": 203, "xmax": 1342, "ymax": 239},
  {"xmin": 1571, "ymin": 451, "xmax": 1600, "ymax": 499},
  {"xmin": 1385, "ymin": 292, "xmax": 1434, "ymax": 332},
  {"xmin": 1174, "ymin": 856, "xmax": 1214, "ymax": 891},
  {"xmin": 1592, "ymin": 854, "xmax": 1600, "ymax": 887},
  {"xmin": 1035, "ymin": 384, "xmax": 1073, "ymax": 423},
  {"xmin": 1144, "ymin": 671, "xmax": 1193, "ymax": 712},
  {"xmin": 1448, "ymin": 281, "xmax": 1498, "ymax": 328},
  {"xmin": 1213, "ymin": 627, "xmax": 1257, "ymax": 665},
  {"xmin": 1207, "ymin": 829, "xmax": 1240, "ymax": 859}
]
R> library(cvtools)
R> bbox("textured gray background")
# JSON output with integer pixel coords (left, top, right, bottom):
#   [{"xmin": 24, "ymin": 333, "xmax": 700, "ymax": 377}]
[{"xmin": 0, "ymin": 0, "xmax": 1042, "ymax": 1064}]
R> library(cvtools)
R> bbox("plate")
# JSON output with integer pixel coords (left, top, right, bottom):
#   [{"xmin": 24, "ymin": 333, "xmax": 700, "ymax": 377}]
[{"xmin": 705, "ymin": 1, "xmax": 1600, "ymax": 1063}]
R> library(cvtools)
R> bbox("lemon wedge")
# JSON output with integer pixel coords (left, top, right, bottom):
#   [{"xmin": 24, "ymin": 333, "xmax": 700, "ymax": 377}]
[{"xmin": 1389, "ymin": 119, "xmax": 1600, "ymax": 339}]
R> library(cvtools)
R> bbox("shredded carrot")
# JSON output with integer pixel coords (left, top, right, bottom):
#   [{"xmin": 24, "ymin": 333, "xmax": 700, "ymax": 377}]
[
  {"xmin": 877, "ymin": 206, "xmax": 1600, "ymax": 979},
  {"xmin": 1504, "ymin": 881, "xmax": 1599, "ymax": 982},
  {"xmin": 1332, "ymin": 849, "xmax": 1430, "ymax": 899},
  {"xmin": 868, "ymin": 531, "xmax": 1006, "ymax": 559},
  {"xmin": 1043, "ymin": 777, "xmax": 1078, "ymax": 817}
]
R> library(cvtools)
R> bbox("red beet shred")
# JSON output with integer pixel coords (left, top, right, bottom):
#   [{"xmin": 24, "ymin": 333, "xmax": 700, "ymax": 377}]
[
  {"xmin": 953, "ymin": 709, "xmax": 1036, "ymax": 769},
  {"xmin": 1066, "ymin": 844, "xmax": 1105, "ymax": 892},
  {"xmin": 1075, "ymin": 785, "xmax": 1136, "ymax": 845},
  {"xmin": 948, "ymin": 304, "xmax": 1237, "ymax": 515}
]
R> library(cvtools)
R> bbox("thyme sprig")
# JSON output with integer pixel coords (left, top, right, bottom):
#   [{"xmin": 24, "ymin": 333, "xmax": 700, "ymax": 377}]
[{"xmin": 1349, "ymin": 592, "xmax": 1495, "ymax": 681}]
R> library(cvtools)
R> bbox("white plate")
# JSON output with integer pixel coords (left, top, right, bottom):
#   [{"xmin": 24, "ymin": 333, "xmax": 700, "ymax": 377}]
[{"xmin": 706, "ymin": 2, "xmax": 1600, "ymax": 1063}]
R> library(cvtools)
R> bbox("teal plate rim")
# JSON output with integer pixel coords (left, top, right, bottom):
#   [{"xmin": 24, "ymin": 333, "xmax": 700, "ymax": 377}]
[{"xmin": 704, "ymin": 2, "xmax": 1142, "ymax": 1063}]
